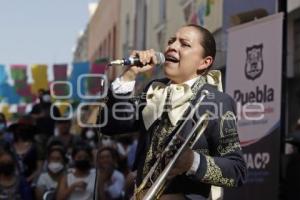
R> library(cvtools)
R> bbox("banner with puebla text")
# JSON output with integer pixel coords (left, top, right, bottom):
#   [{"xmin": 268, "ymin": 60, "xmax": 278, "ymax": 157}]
[{"xmin": 224, "ymin": 13, "xmax": 283, "ymax": 200}]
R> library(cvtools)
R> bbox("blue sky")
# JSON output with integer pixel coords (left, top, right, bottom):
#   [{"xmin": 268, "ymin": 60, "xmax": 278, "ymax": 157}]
[{"xmin": 0, "ymin": 0, "xmax": 96, "ymax": 65}]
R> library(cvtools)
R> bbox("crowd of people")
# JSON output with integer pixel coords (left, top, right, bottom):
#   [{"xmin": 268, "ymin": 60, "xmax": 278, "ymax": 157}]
[{"xmin": 0, "ymin": 89, "xmax": 136, "ymax": 200}]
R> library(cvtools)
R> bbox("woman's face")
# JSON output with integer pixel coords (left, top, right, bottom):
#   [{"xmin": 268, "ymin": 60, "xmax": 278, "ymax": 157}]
[
  {"xmin": 73, "ymin": 150, "xmax": 91, "ymax": 171},
  {"xmin": 98, "ymin": 150, "xmax": 114, "ymax": 169},
  {"xmin": 163, "ymin": 26, "xmax": 212, "ymax": 83}
]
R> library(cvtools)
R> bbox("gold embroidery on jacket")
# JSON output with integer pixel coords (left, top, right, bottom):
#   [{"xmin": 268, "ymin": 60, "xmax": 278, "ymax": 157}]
[
  {"xmin": 218, "ymin": 111, "xmax": 241, "ymax": 156},
  {"xmin": 202, "ymin": 156, "xmax": 235, "ymax": 187},
  {"xmin": 217, "ymin": 142, "xmax": 241, "ymax": 156},
  {"xmin": 195, "ymin": 148, "xmax": 209, "ymax": 156},
  {"xmin": 220, "ymin": 111, "xmax": 237, "ymax": 138}
]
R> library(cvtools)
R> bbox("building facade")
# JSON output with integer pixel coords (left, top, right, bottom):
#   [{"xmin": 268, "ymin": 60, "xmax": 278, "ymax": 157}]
[{"xmin": 73, "ymin": 28, "xmax": 89, "ymax": 62}]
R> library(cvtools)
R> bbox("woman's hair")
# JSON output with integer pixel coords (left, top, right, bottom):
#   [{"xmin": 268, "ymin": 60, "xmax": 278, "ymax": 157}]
[
  {"xmin": 186, "ymin": 24, "xmax": 216, "ymax": 61},
  {"xmin": 71, "ymin": 142, "xmax": 93, "ymax": 160},
  {"xmin": 98, "ymin": 146, "xmax": 118, "ymax": 161},
  {"xmin": 46, "ymin": 138, "xmax": 65, "ymax": 150},
  {"xmin": 47, "ymin": 146, "xmax": 68, "ymax": 163}
]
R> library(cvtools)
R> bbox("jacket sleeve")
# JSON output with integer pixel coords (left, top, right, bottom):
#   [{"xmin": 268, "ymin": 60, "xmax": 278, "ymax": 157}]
[
  {"xmin": 194, "ymin": 93, "xmax": 247, "ymax": 187},
  {"xmin": 98, "ymin": 79, "xmax": 162, "ymax": 135},
  {"xmin": 98, "ymin": 89, "xmax": 141, "ymax": 135}
]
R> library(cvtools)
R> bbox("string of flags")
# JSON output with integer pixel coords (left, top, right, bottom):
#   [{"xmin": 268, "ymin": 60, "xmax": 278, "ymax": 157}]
[{"xmin": 0, "ymin": 62, "xmax": 107, "ymax": 121}]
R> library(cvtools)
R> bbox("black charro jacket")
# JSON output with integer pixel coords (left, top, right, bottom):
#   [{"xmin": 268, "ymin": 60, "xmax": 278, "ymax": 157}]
[{"xmin": 99, "ymin": 77, "xmax": 247, "ymax": 198}]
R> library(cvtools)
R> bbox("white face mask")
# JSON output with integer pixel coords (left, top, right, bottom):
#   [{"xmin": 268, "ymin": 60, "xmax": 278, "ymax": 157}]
[
  {"xmin": 102, "ymin": 138, "xmax": 113, "ymax": 146},
  {"xmin": 48, "ymin": 162, "xmax": 64, "ymax": 174},
  {"xmin": 86, "ymin": 130, "xmax": 95, "ymax": 139},
  {"xmin": 42, "ymin": 94, "xmax": 51, "ymax": 102},
  {"xmin": 54, "ymin": 127, "xmax": 59, "ymax": 136}
]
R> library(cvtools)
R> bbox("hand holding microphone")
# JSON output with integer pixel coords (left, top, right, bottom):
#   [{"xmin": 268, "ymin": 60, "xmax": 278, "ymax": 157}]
[
  {"xmin": 112, "ymin": 49, "xmax": 165, "ymax": 81},
  {"xmin": 109, "ymin": 49, "xmax": 165, "ymax": 67}
]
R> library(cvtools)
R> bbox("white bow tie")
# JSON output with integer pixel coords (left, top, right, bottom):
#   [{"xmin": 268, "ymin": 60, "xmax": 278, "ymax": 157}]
[
  {"xmin": 141, "ymin": 70, "xmax": 223, "ymax": 130},
  {"xmin": 142, "ymin": 82, "xmax": 193, "ymax": 130}
]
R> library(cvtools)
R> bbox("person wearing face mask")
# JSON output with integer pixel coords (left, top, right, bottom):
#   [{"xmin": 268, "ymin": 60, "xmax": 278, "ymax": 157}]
[
  {"xmin": 56, "ymin": 143, "xmax": 95, "ymax": 200},
  {"xmin": 99, "ymin": 24, "xmax": 247, "ymax": 199},
  {"xmin": 35, "ymin": 147, "xmax": 67, "ymax": 200},
  {"xmin": 30, "ymin": 89, "xmax": 61, "ymax": 150},
  {"xmin": 0, "ymin": 147, "xmax": 32, "ymax": 200},
  {"xmin": 31, "ymin": 89, "xmax": 60, "ymax": 123},
  {"xmin": 81, "ymin": 128, "xmax": 98, "ymax": 148}
]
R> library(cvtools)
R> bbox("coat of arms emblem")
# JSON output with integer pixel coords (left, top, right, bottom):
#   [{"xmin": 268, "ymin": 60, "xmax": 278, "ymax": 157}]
[{"xmin": 245, "ymin": 44, "xmax": 264, "ymax": 80}]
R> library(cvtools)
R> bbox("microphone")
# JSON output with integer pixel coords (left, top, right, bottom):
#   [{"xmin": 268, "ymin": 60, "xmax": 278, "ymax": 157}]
[{"xmin": 109, "ymin": 52, "xmax": 165, "ymax": 67}]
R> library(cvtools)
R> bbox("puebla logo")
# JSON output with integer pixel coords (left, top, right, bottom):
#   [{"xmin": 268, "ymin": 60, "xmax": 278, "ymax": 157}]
[{"xmin": 245, "ymin": 44, "xmax": 264, "ymax": 80}]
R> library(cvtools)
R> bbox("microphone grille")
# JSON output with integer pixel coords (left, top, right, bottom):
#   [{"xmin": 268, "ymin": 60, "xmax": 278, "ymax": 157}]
[{"xmin": 155, "ymin": 52, "xmax": 165, "ymax": 65}]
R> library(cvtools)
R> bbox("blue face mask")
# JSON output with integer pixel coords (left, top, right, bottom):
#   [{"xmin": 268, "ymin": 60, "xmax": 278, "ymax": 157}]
[{"xmin": 0, "ymin": 123, "xmax": 5, "ymax": 131}]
